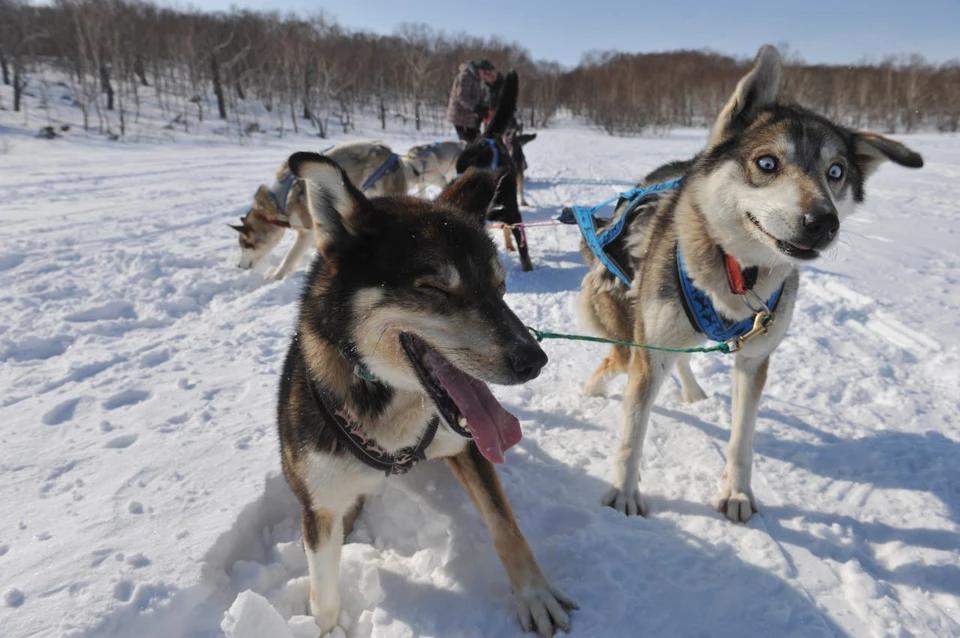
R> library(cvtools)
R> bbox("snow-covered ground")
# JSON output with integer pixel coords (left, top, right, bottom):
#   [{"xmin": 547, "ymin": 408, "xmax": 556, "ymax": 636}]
[{"xmin": 2, "ymin": 92, "xmax": 959, "ymax": 637}]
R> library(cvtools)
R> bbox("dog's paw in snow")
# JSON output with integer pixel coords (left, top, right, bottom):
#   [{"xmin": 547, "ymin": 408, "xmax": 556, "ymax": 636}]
[
  {"xmin": 582, "ymin": 374, "xmax": 611, "ymax": 397},
  {"xmin": 714, "ymin": 486, "xmax": 757, "ymax": 523},
  {"xmin": 308, "ymin": 595, "xmax": 342, "ymax": 637},
  {"xmin": 601, "ymin": 485, "xmax": 647, "ymax": 517},
  {"xmin": 514, "ymin": 582, "xmax": 577, "ymax": 637}
]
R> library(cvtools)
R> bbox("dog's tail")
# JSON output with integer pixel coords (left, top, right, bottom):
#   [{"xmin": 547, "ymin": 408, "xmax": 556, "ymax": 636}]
[{"xmin": 485, "ymin": 71, "xmax": 518, "ymax": 139}]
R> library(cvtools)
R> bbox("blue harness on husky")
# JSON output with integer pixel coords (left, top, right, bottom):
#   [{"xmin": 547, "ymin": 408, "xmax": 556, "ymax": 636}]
[
  {"xmin": 563, "ymin": 177, "xmax": 684, "ymax": 287},
  {"xmin": 564, "ymin": 176, "xmax": 783, "ymax": 344},
  {"xmin": 267, "ymin": 172, "xmax": 298, "ymax": 215},
  {"xmin": 676, "ymin": 246, "xmax": 783, "ymax": 342},
  {"xmin": 360, "ymin": 152, "xmax": 401, "ymax": 192}
]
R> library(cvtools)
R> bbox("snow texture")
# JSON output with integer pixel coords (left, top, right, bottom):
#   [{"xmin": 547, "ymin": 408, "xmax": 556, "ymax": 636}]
[{"xmin": 2, "ymin": 91, "xmax": 959, "ymax": 637}]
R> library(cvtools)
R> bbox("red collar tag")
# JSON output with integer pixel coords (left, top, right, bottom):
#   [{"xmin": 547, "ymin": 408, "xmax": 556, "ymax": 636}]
[{"xmin": 723, "ymin": 253, "xmax": 748, "ymax": 295}]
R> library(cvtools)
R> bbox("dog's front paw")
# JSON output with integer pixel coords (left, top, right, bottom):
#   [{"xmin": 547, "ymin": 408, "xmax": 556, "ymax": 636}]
[
  {"xmin": 514, "ymin": 582, "xmax": 577, "ymax": 637},
  {"xmin": 309, "ymin": 593, "xmax": 341, "ymax": 636},
  {"xmin": 714, "ymin": 486, "xmax": 757, "ymax": 523},
  {"xmin": 601, "ymin": 485, "xmax": 647, "ymax": 516},
  {"xmin": 582, "ymin": 378, "xmax": 607, "ymax": 397}
]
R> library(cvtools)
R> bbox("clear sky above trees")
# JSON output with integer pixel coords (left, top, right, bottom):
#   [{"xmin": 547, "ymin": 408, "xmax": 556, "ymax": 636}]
[{"xmin": 178, "ymin": 0, "xmax": 959, "ymax": 68}]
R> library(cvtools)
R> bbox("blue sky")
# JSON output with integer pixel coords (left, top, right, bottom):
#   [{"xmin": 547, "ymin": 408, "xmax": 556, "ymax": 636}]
[{"xmin": 171, "ymin": 0, "xmax": 958, "ymax": 67}]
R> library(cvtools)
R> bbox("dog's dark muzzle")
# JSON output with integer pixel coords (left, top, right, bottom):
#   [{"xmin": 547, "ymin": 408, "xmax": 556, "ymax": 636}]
[
  {"xmin": 482, "ymin": 298, "xmax": 549, "ymax": 383},
  {"xmin": 506, "ymin": 339, "xmax": 548, "ymax": 382},
  {"xmin": 799, "ymin": 205, "xmax": 839, "ymax": 250}
]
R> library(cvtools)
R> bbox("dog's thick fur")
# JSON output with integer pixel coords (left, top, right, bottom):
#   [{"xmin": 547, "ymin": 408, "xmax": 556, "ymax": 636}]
[
  {"xmin": 456, "ymin": 71, "xmax": 534, "ymax": 271},
  {"xmin": 277, "ymin": 153, "xmax": 575, "ymax": 636},
  {"xmin": 233, "ymin": 141, "xmax": 462, "ymax": 279},
  {"xmin": 579, "ymin": 45, "xmax": 923, "ymax": 522}
]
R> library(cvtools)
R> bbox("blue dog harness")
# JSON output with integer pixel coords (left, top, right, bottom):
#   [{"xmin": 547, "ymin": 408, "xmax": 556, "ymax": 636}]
[
  {"xmin": 360, "ymin": 152, "xmax": 401, "ymax": 192},
  {"xmin": 676, "ymin": 246, "xmax": 783, "ymax": 342},
  {"xmin": 567, "ymin": 176, "xmax": 783, "ymax": 344},
  {"xmin": 568, "ymin": 177, "xmax": 684, "ymax": 288},
  {"xmin": 267, "ymin": 172, "xmax": 298, "ymax": 215}
]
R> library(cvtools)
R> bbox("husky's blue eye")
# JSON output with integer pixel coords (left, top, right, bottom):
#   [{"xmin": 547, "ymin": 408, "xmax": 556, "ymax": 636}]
[
  {"xmin": 827, "ymin": 163, "xmax": 844, "ymax": 181},
  {"xmin": 756, "ymin": 155, "xmax": 778, "ymax": 173}
]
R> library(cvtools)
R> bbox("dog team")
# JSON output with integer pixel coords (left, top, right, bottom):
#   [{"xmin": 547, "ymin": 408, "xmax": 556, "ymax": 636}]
[{"xmin": 230, "ymin": 46, "xmax": 922, "ymax": 636}]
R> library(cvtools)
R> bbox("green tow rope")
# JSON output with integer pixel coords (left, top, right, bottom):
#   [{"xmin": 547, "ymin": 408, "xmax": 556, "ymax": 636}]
[{"xmin": 527, "ymin": 327, "xmax": 733, "ymax": 354}]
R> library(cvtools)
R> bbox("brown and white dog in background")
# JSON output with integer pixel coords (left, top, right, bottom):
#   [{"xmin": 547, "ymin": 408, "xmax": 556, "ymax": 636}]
[{"xmin": 231, "ymin": 140, "xmax": 462, "ymax": 280}]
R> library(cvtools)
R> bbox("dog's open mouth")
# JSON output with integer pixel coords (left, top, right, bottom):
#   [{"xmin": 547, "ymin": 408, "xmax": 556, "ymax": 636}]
[
  {"xmin": 746, "ymin": 212, "xmax": 819, "ymax": 260},
  {"xmin": 399, "ymin": 333, "xmax": 521, "ymax": 464}
]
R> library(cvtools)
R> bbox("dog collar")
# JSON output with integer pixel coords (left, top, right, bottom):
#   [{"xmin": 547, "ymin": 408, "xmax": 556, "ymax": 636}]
[
  {"xmin": 305, "ymin": 369, "xmax": 439, "ymax": 475},
  {"xmin": 676, "ymin": 244, "xmax": 783, "ymax": 343}
]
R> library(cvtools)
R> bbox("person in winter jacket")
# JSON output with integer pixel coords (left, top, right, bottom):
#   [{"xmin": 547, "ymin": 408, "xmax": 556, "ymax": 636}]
[{"xmin": 446, "ymin": 59, "xmax": 500, "ymax": 142}]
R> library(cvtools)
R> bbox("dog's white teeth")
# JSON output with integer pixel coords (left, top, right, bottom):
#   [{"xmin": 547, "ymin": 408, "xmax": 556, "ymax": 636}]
[{"xmin": 458, "ymin": 416, "xmax": 468, "ymax": 428}]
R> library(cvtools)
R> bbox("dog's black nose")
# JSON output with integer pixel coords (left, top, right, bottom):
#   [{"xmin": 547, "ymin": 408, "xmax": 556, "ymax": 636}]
[
  {"xmin": 801, "ymin": 207, "xmax": 839, "ymax": 249},
  {"xmin": 507, "ymin": 342, "xmax": 548, "ymax": 382}
]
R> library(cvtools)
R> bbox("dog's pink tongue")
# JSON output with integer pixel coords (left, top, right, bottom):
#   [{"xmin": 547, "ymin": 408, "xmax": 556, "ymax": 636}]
[{"xmin": 423, "ymin": 351, "xmax": 522, "ymax": 464}]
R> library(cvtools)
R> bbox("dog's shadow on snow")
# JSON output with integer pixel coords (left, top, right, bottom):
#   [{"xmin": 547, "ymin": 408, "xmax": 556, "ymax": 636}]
[
  {"xmin": 371, "ymin": 438, "xmax": 849, "ymax": 637},
  {"xmin": 656, "ymin": 403, "xmax": 960, "ymax": 597}
]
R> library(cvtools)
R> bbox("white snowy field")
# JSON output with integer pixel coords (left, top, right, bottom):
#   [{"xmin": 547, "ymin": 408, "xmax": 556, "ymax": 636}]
[{"xmin": 1, "ymin": 108, "xmax": 959, "ymax": 638}]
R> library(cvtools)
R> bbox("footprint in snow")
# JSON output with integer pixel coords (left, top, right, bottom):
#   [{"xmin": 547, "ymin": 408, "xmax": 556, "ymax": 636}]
[
  {"xmin": 1, "ymin": 335, "xmax": 74, "ymax": 362},
  {"xmin": 104, "ymin": 433, "xmax": 138, "ymax": 449},
  {"xmin": 4, "ymin": 587, "xmax": 25, "ymax": 608},
  {"xmin": 42, "ymin": 397, "xmax": 82, "ymax": 425},
  {"xmin": 103, "ymin": 389, "xmax": 151, "ymax": 410},
  {"xmin": 112, "ymin": 580, "xmax": 134, "ymax": 602}
]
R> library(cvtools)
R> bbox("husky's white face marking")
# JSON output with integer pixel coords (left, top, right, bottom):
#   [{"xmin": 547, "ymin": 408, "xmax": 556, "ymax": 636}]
[{"xmin": 697, "ymin": 129, "xmax": 858, "ymax": 266}]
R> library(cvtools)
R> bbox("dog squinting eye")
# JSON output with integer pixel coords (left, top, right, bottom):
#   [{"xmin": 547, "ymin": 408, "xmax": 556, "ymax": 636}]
[
  {"xmin": 415, "ymin": 282, "xmax": 450, "ymax": 298},
  {"xmin": 827, "ymin": 163, "xmax": 844, "ymax": 181},
  {"xmin": 755, "ymin": 155, "xmax": 778, "ymax": 173}
]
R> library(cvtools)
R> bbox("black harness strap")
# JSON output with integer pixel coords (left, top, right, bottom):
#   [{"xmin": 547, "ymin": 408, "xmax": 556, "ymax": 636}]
[{"xmin": 305, "ymin": 371, "xmax": 439, "ymax": 475}]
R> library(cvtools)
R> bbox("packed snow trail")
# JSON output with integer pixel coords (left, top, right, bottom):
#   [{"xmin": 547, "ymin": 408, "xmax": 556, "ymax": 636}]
[{"xmin": 1, "ymin": 122, "xmax": 958, "ymax": 637}]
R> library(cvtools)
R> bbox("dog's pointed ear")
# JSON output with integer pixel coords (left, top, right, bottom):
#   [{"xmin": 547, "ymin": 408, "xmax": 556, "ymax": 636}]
[
  {"xmin": 228, "ymin": 222, "xmax": 244, "ymax": 232},
  {"xmin": 519, "ymin": 133, "xmax": 537, "ymax": 145},
  {"xmin": 288, "ymin": 152, "xmax": 372, "ymax": 248},
  {"xmin": 852, "ymin": 132, "xmax": 924, "ymax": 179},
  {"xmin": 708, "ymin": 45, "xmax": 783, "ymax": 147},
  {"xmin": 437, "ymin": 167, "xmax": 495, "ymax": 226}
]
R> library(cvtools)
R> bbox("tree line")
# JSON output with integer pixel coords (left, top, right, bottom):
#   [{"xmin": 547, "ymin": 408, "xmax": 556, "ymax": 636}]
[{"xmin": 1, "ymin": 0, "xmax": 956, "ymax": 139}]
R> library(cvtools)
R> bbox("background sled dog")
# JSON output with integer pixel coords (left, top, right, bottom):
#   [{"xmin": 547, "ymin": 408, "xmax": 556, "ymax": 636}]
[
  {"xmin": 403, "ymin": 140, "xmax": 464, "ymax": 195},
  {"xmin": 579, "ymin": 45, "xmax": 923, "ymax": 522},
  {"xmin": 277, "ymin": 152, "xmax": 576, "ymax": 636},
  {"xmin": 232, "ymin": 141, "xmax": 460, "ymax": 279},
  {"xmin": 456, "ymin": 71, "xmax": 535, "ymax": 271}
]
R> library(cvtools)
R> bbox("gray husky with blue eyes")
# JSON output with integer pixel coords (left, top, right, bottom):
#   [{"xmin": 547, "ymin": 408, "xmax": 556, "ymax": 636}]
[{"xmin": 578, "ymin": 45, "xmax": 923, "ymax": 522}]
